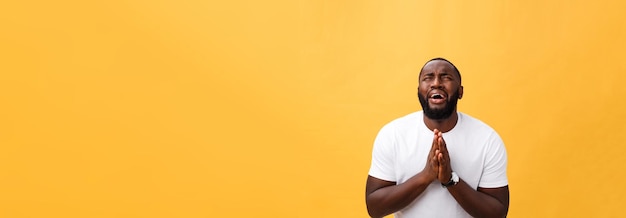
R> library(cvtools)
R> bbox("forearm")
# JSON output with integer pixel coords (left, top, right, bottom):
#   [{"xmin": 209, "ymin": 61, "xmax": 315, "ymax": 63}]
[
  {"xmin": 366, "ymin": 172, "xmax": 432, "ymax": 218},
  {"xmin": 446, "ymin": 180, "xmax": 508, "ymax": 218}
]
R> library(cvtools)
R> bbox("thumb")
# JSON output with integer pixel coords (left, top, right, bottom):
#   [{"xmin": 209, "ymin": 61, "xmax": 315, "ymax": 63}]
[{"xmin": 438, "ymin": 154, "xmax": 447, "ymax": 181}]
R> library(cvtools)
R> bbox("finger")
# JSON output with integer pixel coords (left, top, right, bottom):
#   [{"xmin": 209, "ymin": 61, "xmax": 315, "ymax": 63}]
[
  {"xmin": 434, "ymin": 129, "xmax": 440, "ymax": 149},
  {"xmin": 437, "ymin": 137, "xmax": 452, "ymax": 182},
  {"xmin": 438, "ymin": 137, "xmax": 451, "ymax": 168},
  {"xmin": 438, "ymin": 153, "xmax": 446, "ymax": 168},
  {"xmin": 429, "ymin": 153, "xmax": 438, "ymax": 177},
  {"xmin": 438, "ymin": 136, "xmax": 448, "ymax": 155},
  {"xmin": 438, "ymin": 153, "xmax": 446, "ymax": 180}
]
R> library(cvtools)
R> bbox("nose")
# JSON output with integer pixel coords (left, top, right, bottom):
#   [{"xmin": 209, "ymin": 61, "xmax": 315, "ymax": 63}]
[{"xmin": 430, "ymin": 77, "xmax": 442, "ymax": 89}]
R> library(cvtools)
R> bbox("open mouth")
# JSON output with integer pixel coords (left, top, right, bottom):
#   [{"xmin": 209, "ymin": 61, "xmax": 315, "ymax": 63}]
[
  {"xmin": 430, "ymin": 93, "xmax": 445, "ymax": 99},
  {"xmin": 428, "ymin": 92, "xmax": 447, "ymax": 105}
]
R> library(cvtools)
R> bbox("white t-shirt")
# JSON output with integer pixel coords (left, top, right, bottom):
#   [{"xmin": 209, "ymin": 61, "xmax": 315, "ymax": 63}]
[{"xmin": 368, "ymin": 111, "xmax": 508, "ymax": 218}]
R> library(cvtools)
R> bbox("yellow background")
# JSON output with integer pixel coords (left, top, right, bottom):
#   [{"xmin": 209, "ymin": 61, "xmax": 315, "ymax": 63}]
[{"xmin": 1, "ymin": 0, "xmax": 625, "ymax": 217}]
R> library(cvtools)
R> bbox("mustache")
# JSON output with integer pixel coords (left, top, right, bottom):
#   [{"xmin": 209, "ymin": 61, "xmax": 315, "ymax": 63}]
[{"xmin": 418, "ymin": 90, "xmax": 459, "ymax": 120}]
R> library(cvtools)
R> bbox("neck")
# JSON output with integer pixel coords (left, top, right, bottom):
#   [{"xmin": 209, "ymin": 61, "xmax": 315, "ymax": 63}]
[{"xmin": 423, "ymin": 110, "xmax": 459, "ymax": 133}]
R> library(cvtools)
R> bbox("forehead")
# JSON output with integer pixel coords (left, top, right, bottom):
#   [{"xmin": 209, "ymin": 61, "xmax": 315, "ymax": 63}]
[{"xmin": 420, "ymin": 60, "xmax": 456, "ymax": 75}]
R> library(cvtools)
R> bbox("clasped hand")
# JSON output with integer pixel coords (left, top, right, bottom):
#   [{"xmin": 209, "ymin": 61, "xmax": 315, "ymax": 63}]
[{"xmin": 424, "ymin": 129, "xmax": 453, "ymax": 183}]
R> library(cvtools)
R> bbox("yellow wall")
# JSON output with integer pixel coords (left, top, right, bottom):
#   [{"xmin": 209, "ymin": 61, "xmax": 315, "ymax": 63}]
[{"xmin": 1, "ymin": 0, "xmax": 625, "ymax": 217}]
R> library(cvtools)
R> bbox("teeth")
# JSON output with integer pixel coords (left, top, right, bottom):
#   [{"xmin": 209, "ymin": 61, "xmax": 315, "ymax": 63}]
[{"xmin": 431, "ymin": 94, "xmax": 443, "ymax": 98}]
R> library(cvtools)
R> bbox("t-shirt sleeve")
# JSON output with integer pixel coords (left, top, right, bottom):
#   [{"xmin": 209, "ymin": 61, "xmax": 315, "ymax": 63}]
[
  {"xmin": 478, "ymin": 131, "xmax": 508, "ymax": 188},
  {"xmin": 368, "ymin": 124, "xmax": 396, "ymax": 182}
]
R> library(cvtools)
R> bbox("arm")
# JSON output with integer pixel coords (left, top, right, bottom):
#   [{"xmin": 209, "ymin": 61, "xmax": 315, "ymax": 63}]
[
  {"xmin": 365, "ymin": 173, "xmax": 432, "ymax": 218},
  {"xmin": 447, "ymin": 183, "xmax": 509, "ymax": 218},
  {"xmin": 435, "ymin": 131, "xmax": 509, "ymax": 217},
  {"xmin": 365, "ymin": 130, "xmax": 443, "ymax": 218}
]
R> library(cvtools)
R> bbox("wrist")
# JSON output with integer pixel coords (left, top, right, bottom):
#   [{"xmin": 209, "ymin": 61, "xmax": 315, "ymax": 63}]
[{"xmin": 441, "ymin": 172, "xmax": 459, "ymax": 187}]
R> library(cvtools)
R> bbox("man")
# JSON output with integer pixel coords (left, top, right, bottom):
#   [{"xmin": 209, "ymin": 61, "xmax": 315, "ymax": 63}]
[{"xmin": 365, "ymin": 58, "xmax": 509, "ymax": 218}]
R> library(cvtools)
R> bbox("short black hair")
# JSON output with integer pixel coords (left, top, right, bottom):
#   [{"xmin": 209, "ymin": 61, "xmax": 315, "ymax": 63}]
[{"xmin": 420, "ymin": 57, "xmax": 462, "ymax": 84}]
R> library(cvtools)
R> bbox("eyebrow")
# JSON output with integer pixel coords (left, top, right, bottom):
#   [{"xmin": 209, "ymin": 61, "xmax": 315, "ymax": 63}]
[{"xmin": 421, "ymin": 72, "xmax": 451, "ymax": 77}]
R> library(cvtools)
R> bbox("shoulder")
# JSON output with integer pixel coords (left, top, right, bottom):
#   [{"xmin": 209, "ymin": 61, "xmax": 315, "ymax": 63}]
[
  {"xmin": 376, "ymin": 111, "xmax": 422, "ymax": 137},
  {"xmin": 458, "ymin": 112, "xmax": 498, "ymax": 134},
  {"xmin": 388, "ymin": 111, "xmax": 422, "ymax": 126},
  {"xmin": 457, "ymin": 112, "xmax": 506, "ymax": 152},
  {"xmin": 381, "ymin": 111, "xmax": 421, "ymax": 129}
]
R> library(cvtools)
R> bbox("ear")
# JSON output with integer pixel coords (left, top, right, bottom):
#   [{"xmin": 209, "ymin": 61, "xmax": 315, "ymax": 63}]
[{"xmin": 458, "ymin": 86, "xmax": 464, "ymax": 99}]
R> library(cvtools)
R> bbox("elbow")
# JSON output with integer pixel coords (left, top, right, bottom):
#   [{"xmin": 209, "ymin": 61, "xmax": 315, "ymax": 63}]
[
  {"xmin": 493, "ymin": 211, "xmax": 508, "ymax": 218},
  {"xmin": 465, "ymin": 204, "xmax": 507, "ymax": 218},
  {"xmin": 478, "ymin": 208, "xmax": 508, "ymax": 218},
  {"xmin": 365, "ymin": 204, "xmax": 378, "ymax": 218},
  {"xmin": 491, "ymin": 203, "xmax": 509, "ymax": 218},
  {"xmin": 365, "ymin": 198, "xmax": 385, "ymax": 218},
  {"xmin": 489, "ymin": 211, "xmax": 507, "ymax": 218},
  {"xmin": 496, "ymin": 207, "xmax": 509, "ymax": 218},
  {"xmin": 366, "ymin": 208, "xmax": 384, "ymax": 218}
]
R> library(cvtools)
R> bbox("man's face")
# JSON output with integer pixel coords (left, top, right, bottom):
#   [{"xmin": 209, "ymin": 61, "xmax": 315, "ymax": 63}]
[{"xmin": 417, "ymin": 60, "xmax": 463, "ymax": 120}]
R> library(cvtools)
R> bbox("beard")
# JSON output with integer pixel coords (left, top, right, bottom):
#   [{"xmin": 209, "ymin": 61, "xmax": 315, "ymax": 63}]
[{"xmin": 418, "ymin": 89, "xmax": 460, "ymax": 120}]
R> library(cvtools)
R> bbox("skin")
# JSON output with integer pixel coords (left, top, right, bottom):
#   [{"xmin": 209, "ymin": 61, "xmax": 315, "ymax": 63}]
[{"xmin": 365, "ymin": 60, "xmax": 509, "ymax": 218}]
